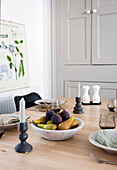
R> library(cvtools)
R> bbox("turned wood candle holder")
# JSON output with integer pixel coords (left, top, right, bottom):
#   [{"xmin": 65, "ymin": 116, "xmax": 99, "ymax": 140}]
[
  {"xmin": 73, "ymin": 97, "xmax": 84, "ymax": 114},
  {"xmin": 14, "ymin": 122, "xmax": 32, "ymax": 153}
]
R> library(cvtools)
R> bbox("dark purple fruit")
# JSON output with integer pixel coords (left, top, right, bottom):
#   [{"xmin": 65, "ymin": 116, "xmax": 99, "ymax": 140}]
[
  {"xmin": 46, "ymin": 110, "xmax": 56, "ymax": 121},
  {"xmin": 51, "ymin": 114, "xmax": 62, "ymax": 125},
  {"xmin": 60, "ymin": 110, "xmax": 70, "ymax": 121}
]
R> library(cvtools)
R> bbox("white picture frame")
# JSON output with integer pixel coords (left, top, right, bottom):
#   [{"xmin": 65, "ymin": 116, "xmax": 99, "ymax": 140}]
[{"xmin": 0, "ymin": 20, "xmax": 29, "ymax": 92}]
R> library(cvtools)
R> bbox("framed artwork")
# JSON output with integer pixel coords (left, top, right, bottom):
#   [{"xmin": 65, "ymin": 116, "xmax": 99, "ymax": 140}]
[{"xmin": 0, "ymin": 20, "xmax": 29, "ymax": 92}]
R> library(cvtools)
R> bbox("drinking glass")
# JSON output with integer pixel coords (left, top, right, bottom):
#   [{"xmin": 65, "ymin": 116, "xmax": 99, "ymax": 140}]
[
  {"xmin": 0, "ymin": 118, "xmax": 5, "ymax": 138},
  {"xmin": 99, "ymin": 113, "xmax": 116, "ymax": 129},
  {"xmin": 107, "ymin": 98, "xmax": 117, "ymax": 112},
  {"xmin": 50, "ymin": 100, "xmax": 61, "ymax": 113}
]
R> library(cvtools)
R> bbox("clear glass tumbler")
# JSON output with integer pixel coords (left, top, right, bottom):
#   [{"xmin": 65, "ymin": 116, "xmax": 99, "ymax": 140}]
[{"xmin": 99, "ymin": 113, "xmax": 116, "ymax": 129}]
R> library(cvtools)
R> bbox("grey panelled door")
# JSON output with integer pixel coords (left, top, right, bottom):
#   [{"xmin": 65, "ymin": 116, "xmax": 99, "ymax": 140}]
[
  {"xmin": 63, "ymin": 0, "xmax": 91, "ymax": 65},
  {"xmin": 92, "ymin": 0, "xmax": 117, "ymax": 64}
]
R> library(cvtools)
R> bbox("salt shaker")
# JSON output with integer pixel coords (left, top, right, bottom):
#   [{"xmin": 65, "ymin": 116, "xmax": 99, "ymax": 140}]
[
  {"xmin": 92, "ymin": 85, "xmax": 100, "ymax": 103},
  {"xmin": 82, "ymin": 85, "xmax": 90, "ymax": 103}
]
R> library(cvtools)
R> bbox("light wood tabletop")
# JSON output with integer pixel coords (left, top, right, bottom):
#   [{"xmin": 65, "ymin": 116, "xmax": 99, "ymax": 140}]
[{"xmin": 0, "ymin": 97, "xmax": 117, "ymax": 170}]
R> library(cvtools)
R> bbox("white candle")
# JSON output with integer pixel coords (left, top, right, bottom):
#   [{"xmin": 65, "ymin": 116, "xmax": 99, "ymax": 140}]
[
  {"xmin": 78, "ymin": 82, "xmax": 80, "ymax": 97},
  {"xmin": 20, "ymin": 98, "xmax": 25, "ymax": 123}
]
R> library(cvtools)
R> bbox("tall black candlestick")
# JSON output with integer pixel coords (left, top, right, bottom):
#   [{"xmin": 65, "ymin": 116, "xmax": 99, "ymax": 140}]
[
  {"xmin": 73, "ymin": 97, "xmax": 84, "ymax": 114},
  {"xmin": 14, "ymin": 122, "xmax": 32, "ymax": 153}
]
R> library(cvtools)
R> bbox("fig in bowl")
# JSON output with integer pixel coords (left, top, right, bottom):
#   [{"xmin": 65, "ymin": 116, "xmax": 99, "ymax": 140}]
[
  {"xmin": 59, "ymin": 109, "xmax": 70, "ymax": 121},
  {"xmin": 46, "ymin": 110, "xmax": 56, "ymax": 121},
  {"xmin": 51, "ymin": 114, "xmax": 62, "ymax": 125}
]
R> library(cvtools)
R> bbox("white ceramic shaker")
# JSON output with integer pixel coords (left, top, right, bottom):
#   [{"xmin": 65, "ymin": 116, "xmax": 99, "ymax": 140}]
[
  {"xmin": 92, "ymin": 85, "xmax": 100, "ymax": 103},
  {"xmin": 82, "ymin": 85, "xmax": 90, "ymax": 103}
]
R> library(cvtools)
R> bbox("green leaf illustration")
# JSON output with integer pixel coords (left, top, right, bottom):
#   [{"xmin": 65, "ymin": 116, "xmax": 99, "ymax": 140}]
[
  {"xmin": 21, "ymin": 60, "xmax": 25, "ymax": 76},
  {"xmin": 0, "ymin": 34, "xmax": 8, "ymax": 38},
  {"xmin": 18, "ymin": 60, "xmax": 25, "ymax": 77},
  {"xmin": 7, "ymin": 55, "xmax": 11, "ymax": 61},
  {"xmin": 9, "ymin": 62, "xmax": 13, "ymax": 69},
  {"xmin": 20, "ymin": 40, "xmax": 23, "ymax": 43},
  {"xmin": 14, "ymin": 40, "xmax": 19, "ymax": 44},
  {"xmin": 18, "ymin": 62, "xmax": 22, "ymax": 78},
  {"xmin": 15, "ymin": 68, "xmax": 17, "ymax": 72},
  {"xmin": 20, "ymin": 53, "xmax": 23, "ymax": 58},
  {"xmin": 15, "ymin": 46, "xmax": 19, "ymax": 52}
]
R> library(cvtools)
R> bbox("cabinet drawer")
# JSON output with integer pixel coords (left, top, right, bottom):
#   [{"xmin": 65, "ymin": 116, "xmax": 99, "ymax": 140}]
[{"xmin": 65, "ymin": 81, "xmax": 117, "ymax": 100}]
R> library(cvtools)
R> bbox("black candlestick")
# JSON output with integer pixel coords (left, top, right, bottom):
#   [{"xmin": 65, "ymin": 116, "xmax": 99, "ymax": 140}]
[
  {"xmin": 14, "ymin": 122, "xmax": 32, "ymax": 153},
  {"xmin": 73, "ymin": 97, "xmax": 84, "ymax": 114}
]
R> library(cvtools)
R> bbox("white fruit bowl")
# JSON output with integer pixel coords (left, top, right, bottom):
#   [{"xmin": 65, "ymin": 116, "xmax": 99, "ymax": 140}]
[{"xmin": 31, "ymin": 117, "xmax": 84, "ymax": 141}]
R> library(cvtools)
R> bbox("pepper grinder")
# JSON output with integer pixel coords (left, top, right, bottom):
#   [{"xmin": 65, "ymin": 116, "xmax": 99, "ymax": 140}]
[
  {"xmin": 82, "ymin": 85, "xmax": 90, "ymax": 104},
  {"xmin": 92, "ymin": 85, "xmax": 100, "ymax": 103}
]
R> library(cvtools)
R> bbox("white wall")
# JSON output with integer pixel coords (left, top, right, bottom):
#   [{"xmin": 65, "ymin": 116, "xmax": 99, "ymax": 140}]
[
  {"xmin": 43, "ymin": 0, "xmax": 51, "ymax": 99},
  {"xmin": 0, "ymin": 0, "xmax": 51, "ymax": 99},
  {"xmin": 0, "ymin": 0, "xmax": 1, "ymax": 19}
]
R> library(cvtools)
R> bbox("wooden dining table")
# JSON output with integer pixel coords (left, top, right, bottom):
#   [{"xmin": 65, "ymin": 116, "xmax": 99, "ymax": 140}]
[{"xmin": 0, "ymin": 97, "xmax": 117, "ymax": 170}]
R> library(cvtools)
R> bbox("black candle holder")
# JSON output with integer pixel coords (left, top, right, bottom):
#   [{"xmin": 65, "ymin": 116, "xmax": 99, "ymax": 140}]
[
  {"xmin": 73, "ymin": 97, "xmax": 84, "ymax": 114},
  {"xmin": 14, "ymin": 122, "xmax": 32, "ymax": 153}
]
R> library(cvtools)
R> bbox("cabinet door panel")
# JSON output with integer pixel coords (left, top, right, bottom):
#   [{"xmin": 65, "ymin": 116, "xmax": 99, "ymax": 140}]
[
  {"xmin": 65, "ymin": 82, "xmax": 82, "ymax": 98},
  {"xmin": 98, "ymin": 0, "xmax": 117, "ymax": 8},
  {"xmin": 63, "ymin": 0, "xmax": 91, "ymax": 65},
  {"xmin": 68, "ymin": 18, "xmax": 85, "ymax": 60},
  {"xmin": 68, "ymin": 0, "xmax": 86, "ymax": 11},
  {"xmin": 92, "ymin": 0, "xmax": 117, "ymax": 64}
]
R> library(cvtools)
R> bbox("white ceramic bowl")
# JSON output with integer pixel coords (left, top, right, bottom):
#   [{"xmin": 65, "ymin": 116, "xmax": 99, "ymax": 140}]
[
  {"xmin": 31, "ymin": 117, "xmax": 84, "ymax": 141},
  {"xmin": 89, "ymin": 129, "xmax": 117, "ymax": 154}
]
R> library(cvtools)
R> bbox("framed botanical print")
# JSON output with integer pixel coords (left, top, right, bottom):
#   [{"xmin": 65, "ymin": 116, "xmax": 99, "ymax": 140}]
[{"xmin": 0, "ymin": 20, "xmax": 29, "ymax": 92}]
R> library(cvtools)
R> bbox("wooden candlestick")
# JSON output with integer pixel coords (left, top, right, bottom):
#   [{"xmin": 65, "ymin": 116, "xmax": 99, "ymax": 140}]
[
  {"xmin": 73, "ymin": 97, "xmax": 84, "ymax": 114},
  {"xmin": 14, "ymin": 122, "xmax": 32, "ymax": 153}
]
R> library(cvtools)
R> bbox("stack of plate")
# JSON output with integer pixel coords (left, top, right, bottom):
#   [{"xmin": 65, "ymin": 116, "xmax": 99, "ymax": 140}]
[
  {"xmin": 0, "ymin": 114, "xmax": 19, "ymax": 129},
  {"xmin": 34, "ymin": 99, "xmax": 65, "ymax": 108}
]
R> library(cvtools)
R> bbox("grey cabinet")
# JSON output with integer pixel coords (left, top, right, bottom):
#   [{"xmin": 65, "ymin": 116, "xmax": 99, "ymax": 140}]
[
  {"xmin": 62, "ymin": 0, "xmax": 117, "ymax": 65},
  {"xmin": 52, "ymin": 0, "xmax": 117, "ymax": 99}
]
